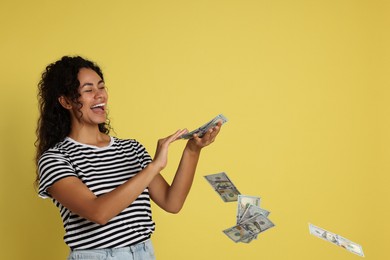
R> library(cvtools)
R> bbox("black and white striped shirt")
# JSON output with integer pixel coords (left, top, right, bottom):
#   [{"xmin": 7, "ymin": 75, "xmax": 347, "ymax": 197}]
[{"xmin": 38, "ymin": 136, "xmax": 155, "ymax": 250}]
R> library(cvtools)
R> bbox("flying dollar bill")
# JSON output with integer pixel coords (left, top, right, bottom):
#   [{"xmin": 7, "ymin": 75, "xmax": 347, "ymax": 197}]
[
  {"xmin": 239, "ymin": 204, "xmax": 270, "ymax": 223},
  {"xmin": 223, "ymin": 225, "xmax": 253, "ymax": 243},
  {"xmin": 238, "ymin": 205, "xmax": 273, "ymax": 241},
  {"xmin": 237, "ymin": 195, "xmax": 261, "ymax": 223},
  {"xmin": 309, "ymin": 223, "xmax": 339, "ymax": 245},
  {"xmin": 309, "ymin": 223, "xmax": 364, "ymax": 257},
  {"xmin": 241, "ymin": 213, "xmax": 275, "ymax": 235},
  {"xmin": 181, "ymin": 114, "xmax": 228, "ymax": 139},
  {"xmin": 338, "ymin": 235, "xmax": 365, "ymax": 257},
  {"xmin": 204, "ymin": 172, "xmax": 240, "ymax": 202},
  {"xmin": 223, "ymin": 213, "xmax": 275, "ymax": 243}
]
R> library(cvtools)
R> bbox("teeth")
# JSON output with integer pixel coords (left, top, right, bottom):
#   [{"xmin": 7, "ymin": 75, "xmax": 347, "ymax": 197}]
[{"xmin": 91, "ymin": 103, "xmax": 105, "ymax": 108}]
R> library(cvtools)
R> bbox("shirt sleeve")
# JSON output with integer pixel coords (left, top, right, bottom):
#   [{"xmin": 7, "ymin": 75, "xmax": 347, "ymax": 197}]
[
  {"xmin": 133, "ymin": 140, "xmax": 152, "ymax": 169},
  {"xmin": 37, "ymin": 149, "xmax": 77, "ymax": 199}
]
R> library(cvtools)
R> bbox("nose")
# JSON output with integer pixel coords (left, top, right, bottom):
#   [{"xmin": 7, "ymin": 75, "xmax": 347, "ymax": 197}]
[{"xmin": 95, "ymin": 88, "xmax": 105, "ymax": 99}]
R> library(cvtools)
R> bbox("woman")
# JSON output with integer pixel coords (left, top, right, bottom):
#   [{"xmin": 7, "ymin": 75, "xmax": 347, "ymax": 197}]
[{"xmin": 35, "ymin": 56, "xmax": 222, "ymax": 260}]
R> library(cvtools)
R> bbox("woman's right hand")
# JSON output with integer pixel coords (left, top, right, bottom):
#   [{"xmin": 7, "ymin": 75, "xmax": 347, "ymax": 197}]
[{"xmin": 151, "ymin": 129, "xmax": 189, "ymax": 172}]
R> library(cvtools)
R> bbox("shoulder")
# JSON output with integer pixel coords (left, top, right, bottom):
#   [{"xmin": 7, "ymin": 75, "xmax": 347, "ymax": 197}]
[
  {"xmin": 112, "ymin": 137, "xmax": 151, "ymax": 160},
  {"xmin": 39, "ymin": 140, "xmax": 66, "ymax": 160},
  {"xmin": 38, "ymin": 138, "xmax": 80, "ymax": 168},
  {"xmin": 112, "ymin": 137, "xmax": 145, "ymax": 149},
  {"xmin": 37, "ymin": 140, "xmax": 79, "ymax": 198}
]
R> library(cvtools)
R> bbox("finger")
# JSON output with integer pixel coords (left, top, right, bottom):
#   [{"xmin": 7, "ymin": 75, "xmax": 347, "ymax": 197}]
[
  {"xmin": 209, "ymin": 123, "xmax": 221, "ymax": 137},
  {"xmin": 158, "ymin": 129, "xmax": 183, "ymax": 146},
  {"xmin": 213, "ymin": 121, "xmax": 222, "ymax": 130},
  {"xmin": 192, "ymin": 133, "xmax": 202, "ymax": 143},
  {"xmin": 210, "ymin": 126, "xmax": 221, "ymax": 138},
  {"xmin": 205, "ymin": 125, "xmax": 219, "ymax": 139},
  {"xmin": 170, "ymin": 129, "xmax": 188, "ymax": 142},
  {"xmin": 202, "ymin": 126, "xmax": 220, "ymax": 144}
]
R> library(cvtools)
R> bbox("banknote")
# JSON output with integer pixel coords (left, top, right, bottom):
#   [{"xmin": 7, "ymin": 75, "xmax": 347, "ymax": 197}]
[
  {"xmin": 239, "ymin": 204, "xmax": 270, "ymax": 223},
  {"xmin": 309, "ymin": 223, "xmax": 364, "ymax": 257},
  {"xmin": 309, "ymin": 223, "xmax": 339, "ymax": 245},
  {"xmin": 238, "ymin": 204, "xmax": 270, "ymax": 241},
  {"xmin": 204, "ymin": 172, "xmax": 240, "ymax": 202},
  {"xmin": 241, "ymin": 213, "xmax": 275, "ymax": 235},
  {"xmin": 223, "ymin": 225, "xmax": 253, "ymax": 243},
  {"xmin": 237, "ymin": 195, "xmax": 261, "ymax": 223},
  {"xmin": 338, "ymin": 235, "xmax": 365, "ymax": 257},
  {"xmin": 214, "ymin": 189, "xmax": 241, "ymax": 203},
  {"xmin": 181, "ymin": 114, "xmax": 228, "ymax": 139},
  {"xmin": 223, "ymin": 213, "xmax": 275, "ymax": 243},
  {"xmin": 240, "ymin": 236, "xmax": 255, "ymax": 244},
  {"xmin": 204, "ymin": 172, "xmax": 237, "ymax": 190}
]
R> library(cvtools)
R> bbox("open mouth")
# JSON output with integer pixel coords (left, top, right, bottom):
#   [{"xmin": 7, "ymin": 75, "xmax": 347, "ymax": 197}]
[{"xmin": 91, "ymin": 103, "xmax": 106, "ymax": 111}]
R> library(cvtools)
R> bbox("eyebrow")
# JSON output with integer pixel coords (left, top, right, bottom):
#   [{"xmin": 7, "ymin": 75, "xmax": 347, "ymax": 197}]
[{"xmin": 80, "ymin": 80, "xmax": 105, "ymax": 88}]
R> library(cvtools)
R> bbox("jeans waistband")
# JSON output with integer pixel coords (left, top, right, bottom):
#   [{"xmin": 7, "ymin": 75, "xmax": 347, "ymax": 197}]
[
  {"xmin": 68, "ymin": 239, "xmax": 155, "ymax": 260},
  {"xmin": 71, "ymin": 238, "xmax": 151, "ymax": 253}
]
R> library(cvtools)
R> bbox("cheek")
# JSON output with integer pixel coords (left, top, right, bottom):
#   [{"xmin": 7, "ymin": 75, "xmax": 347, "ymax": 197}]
[{"xmin": 79, "ymin": 95, "xmax": 93, "ymax": 105}]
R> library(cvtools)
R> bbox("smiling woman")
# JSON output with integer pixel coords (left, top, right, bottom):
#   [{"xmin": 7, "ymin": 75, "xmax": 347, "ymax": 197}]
[
  {"xmin": 34, "ymin": 56, "xmax": 222, "ymax": 260},
  {"xmin": 35, "ymin": 56, "xmax": 112, "ymax": 164}
]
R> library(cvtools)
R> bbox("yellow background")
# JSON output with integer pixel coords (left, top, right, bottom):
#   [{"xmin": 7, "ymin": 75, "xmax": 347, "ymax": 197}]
[{"xmin": 1, "ymin": 0, "xmax": 389, "ymax": 259}]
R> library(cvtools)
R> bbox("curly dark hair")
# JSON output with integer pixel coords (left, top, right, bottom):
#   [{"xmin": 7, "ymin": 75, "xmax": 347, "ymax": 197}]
[{"xmin": 35, "ymin": 56, "xmax": 111, "ymax": 184}]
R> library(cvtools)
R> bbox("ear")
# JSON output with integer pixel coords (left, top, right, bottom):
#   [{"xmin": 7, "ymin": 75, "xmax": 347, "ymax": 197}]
[{"xmin": 58, "ymin": 96, "xmax": 73, "ymax": 110}]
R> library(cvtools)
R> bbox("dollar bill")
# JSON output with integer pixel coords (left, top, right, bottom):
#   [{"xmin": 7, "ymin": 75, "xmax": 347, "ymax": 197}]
[
  {"xmin": 239, "ymin": 204, "xmax": 270, "ymax": 223},
  {"xmin": 309, "ymin": 223, "xmax": 339, "ymax": 245},
  {"xmin": 215, "ymin": 189, "xmax": 241, "ymax": 203},
  {"xmin": 223, "ymin": 213, "xmax": 275, "ymax": 243},
  {"xmin": 241, "ymin": 213, "xmax": 275, "ymax": 235},
  {"xmin": 309, "ymin": 223, "xmax": 364, "ymax": 257},
  {"xmin": 240, "ymin": 236, "xmax": 255, "ymax": 244},
  {"xmin": 223, "ymin": 225, "xmax": 253, "ymax": 243},
  {"xmin": 204, "ymin": 172, "xmax": 236, "ymax": 190},
  {"xmin": 204, "ymin": 172, "xmax": 240, "ymax": 202},
  {"xmin": 237, "ymin": 195, "xmax": 261, "ymax": 223},
  {"xmin": 181, "ymin": 114, "xmax": 228, "ymax": 139},
  {"xmin": 338, "ymin": 235, "xmax": 365, "ymax": 257},
  {"xmin": 238, "ymin": 204, "xmax": 271, "ymax": 241}
]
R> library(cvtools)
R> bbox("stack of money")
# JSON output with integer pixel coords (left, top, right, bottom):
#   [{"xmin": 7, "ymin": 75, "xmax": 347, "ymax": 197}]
[
  {"xmin": 309, "ymin": 223, "xmax": 364, "ymax": 257},
  {"xmin": 180, "ymin": 114, "xmax": 228, "ymax": 139},
  {"xmin": 204, "ymin": 172, "xmax": 275, "ymax": 243}
]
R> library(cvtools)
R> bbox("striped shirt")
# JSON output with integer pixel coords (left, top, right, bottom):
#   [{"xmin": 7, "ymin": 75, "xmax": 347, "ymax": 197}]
[{"xmin": 38, "ymin": 136, "xmax": 155, "ymax": 250}]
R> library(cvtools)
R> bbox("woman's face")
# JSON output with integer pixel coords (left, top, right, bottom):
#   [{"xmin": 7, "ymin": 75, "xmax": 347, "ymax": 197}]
[{"xmin": 71, "ymin": 68, "xmax": 108, "ymax": 126}]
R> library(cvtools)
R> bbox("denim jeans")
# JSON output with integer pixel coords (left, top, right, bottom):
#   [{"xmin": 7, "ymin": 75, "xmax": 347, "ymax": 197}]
[{"xmin": 67, "ymin": 239, "xmax": 156, "ymax": 260}]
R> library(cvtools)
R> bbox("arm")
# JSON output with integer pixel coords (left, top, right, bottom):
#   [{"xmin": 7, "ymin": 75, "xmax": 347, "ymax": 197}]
[
  {"xmin": 149, "ymin": 122, "xmax": 222, "ymax": 213},
  {"xmin": 47, "ymin": 129, "xmax": 187, "ymax": 225}
]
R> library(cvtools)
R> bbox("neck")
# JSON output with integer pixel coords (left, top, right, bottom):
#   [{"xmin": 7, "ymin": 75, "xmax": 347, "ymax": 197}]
[{"xmin": 68, "ymin": 125, "xmax": 110, "ymax": 148}]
